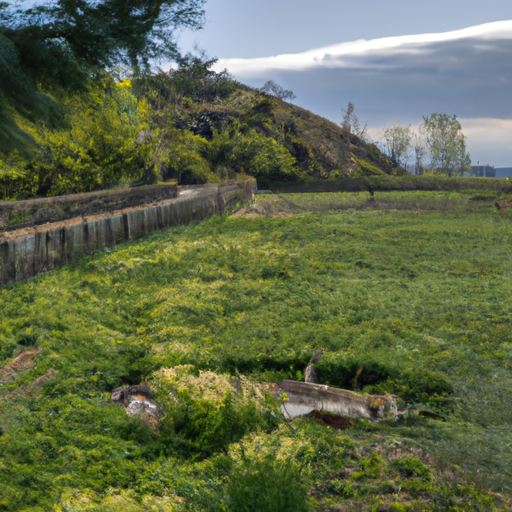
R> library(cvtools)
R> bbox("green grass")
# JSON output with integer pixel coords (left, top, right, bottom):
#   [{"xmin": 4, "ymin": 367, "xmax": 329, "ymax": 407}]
[{"xmin": 0, "ymin": 191, "xmax": 511, "ymax": 510}]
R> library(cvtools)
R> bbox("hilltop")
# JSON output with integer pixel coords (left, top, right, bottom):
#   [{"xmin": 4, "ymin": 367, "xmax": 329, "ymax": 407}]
[{"xmin": 0, "ymin": 57, "xmax": 404, "ymax": 200}]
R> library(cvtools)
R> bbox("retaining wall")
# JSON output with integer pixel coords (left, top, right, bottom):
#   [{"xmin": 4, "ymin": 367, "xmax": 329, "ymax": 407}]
[
  {"xmin": 0, "ymin": 179, "xmax": 256, "ymax": 287},
  {"xmin": 0, "ymin": 183, "xmax": 178, "ymax": 230}
]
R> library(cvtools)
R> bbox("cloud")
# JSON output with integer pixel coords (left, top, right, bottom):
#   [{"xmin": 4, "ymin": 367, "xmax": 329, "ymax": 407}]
[
  {"xmin": 214, "ymin": 21, "xmax": 512, "ymax": 165},
  {"xmin": 215, "ymin": 21, "xmax": 512, "ymax": 76}
]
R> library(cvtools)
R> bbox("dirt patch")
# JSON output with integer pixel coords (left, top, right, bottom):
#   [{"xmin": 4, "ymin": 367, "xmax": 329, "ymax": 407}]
[
  {"xmin": 232, "ymin": 197, "xmax": 296, "ymax": 218},
  {"xmin": 497, "ymin": 199, "xmax": 512, "ymax": 212},
  {"xmin": 0, "ymin": 348, "xmax": 41, "ymax": 384}
]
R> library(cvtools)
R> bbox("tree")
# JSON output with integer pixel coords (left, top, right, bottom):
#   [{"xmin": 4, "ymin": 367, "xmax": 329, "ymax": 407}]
[
  {"xmin": 381, "ymin": 125, "xmax": 413, "ymax": 168},
  {"xmin": 341, "ymin": 101, "xmax": 368, "ymax": 141},
  {"xmin": 422, "ymin": 113, "xmax": 471, "ymax": 176},
  {"xmin": 259, "ymin": 80, "xmax": 296, "ymax": 102},
  {"xmin": 1, "ymin": 0, "xmax": 205, "ymax": 71},
  {"xmin": 0, "ymin": 0, "xmax": 205, "ymax": 154}
]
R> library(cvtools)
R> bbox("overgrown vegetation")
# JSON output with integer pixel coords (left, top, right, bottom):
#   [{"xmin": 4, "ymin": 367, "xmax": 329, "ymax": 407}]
[
  {"xmin": 1, "ymin": 191, "xmax": 512, "ymax": 510},
  {"xmin": 0, "ymin": 55, "xmax": 401, "ymax": 199}
]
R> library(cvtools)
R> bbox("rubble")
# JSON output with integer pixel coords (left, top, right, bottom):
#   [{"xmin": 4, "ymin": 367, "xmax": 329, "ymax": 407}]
[
  {"xmin": 111, "ymin": 385, "xmax": 160, "ymax": 430},
  {"xmin": 277, "ymin": 380, "xmax": 397, "ymax": 423}
]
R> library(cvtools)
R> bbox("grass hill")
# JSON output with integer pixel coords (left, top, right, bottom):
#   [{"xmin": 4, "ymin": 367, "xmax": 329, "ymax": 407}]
[{"xmin": 0, "ymin": 57, "xmax": 403, "ymax": 200}]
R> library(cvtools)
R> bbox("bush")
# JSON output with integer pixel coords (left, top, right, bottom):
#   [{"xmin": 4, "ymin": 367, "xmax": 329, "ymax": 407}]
[
  {"xmin": 161, "ymin": 129, "xmax": 217, "ymax": 184},
  {"xmin": 152, "ymin": 365, "xmax": 281, "ymax": 455},
  {"xmin": 391, "ymin": 456, "xmax": 431, "ymax": 481},
  {"xmin": 228, "ymin": 453, "xmax": 309, "ymax": 512},
  {"xmin": 201, "ymin": 129, "xmax": 300, "ymax": 181},
  {"xmin": 352, "ymin": 158, "xmax": 387, "ymax": 177}
]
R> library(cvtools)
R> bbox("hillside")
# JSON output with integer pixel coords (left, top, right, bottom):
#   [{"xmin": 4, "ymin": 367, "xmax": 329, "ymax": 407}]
[{"xmin": 0, "ymin": 58, "xmax": 403, "ymax": 200}]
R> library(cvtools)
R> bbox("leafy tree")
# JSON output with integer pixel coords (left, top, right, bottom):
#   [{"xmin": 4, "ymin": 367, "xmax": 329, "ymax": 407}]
[
  {"xmin": 422, "ymin": 113, "xmax": 471, "ymax": 176},
  {"xmin": 1, "ymin": 0, "xmax": 205, "ymax": 71},
  {"xmin": 166, "ymin": 52, "xmax": 237, "ymax": 103},
  {"xmin": 259, "ymin": 80, "xmax": 296, "ymax": 102},
  {"xmin": 381, "ymin": 125, "xmax": 413, "ymax": 168}
]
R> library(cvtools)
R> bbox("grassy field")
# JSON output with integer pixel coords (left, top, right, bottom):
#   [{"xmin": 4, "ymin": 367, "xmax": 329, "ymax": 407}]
[{"xmin": 1, "ymin": 191, "xmax": 512, "ymax": 511}]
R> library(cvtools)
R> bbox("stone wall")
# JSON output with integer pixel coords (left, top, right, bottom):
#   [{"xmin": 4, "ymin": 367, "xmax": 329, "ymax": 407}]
[{"xmin": 0, "ymin": 179, "xmax": 256, "ymax": 287}]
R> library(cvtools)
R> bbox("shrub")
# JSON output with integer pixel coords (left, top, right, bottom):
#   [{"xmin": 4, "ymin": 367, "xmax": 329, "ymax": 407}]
[
  {"xmin": 391, "ymin": 456, "xmax": 431, "ymax": 481},
  {"xmin": 227, "ymin": 453, "xmax": 308, "ymax": 512},
  {"xmin": 352, "ymin": 158, "xmax": 387, "ymax": 177},
  {"xmin": 152, "ymin": 365, "xmax": 281, "ymax": 455},
  {"xmin": 202, "ymin": 129, "xmax": 300, "ymax": 181},
  {"xmin": 161, "ymin": 129, "xmax": 217, "ymax": 184}
]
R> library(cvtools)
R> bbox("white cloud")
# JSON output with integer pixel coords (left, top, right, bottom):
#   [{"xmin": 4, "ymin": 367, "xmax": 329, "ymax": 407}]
[
  {"xmin": 461, "ymin": 118, "xmax": 512, "ymax": 166},
  {"xmin": 215, "ymin": 21, "xmax": 512, "ymax": 76}
]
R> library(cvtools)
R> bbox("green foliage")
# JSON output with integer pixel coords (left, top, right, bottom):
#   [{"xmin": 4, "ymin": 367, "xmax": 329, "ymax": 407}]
[
  {"xmin": 201, "ymin": 128, "xmax": 300, "ymax": 181},
  {"xmin": 153, "ymin": 365, "xmax": 281, "ymax": 455},
  {"xmin": 228, "ymin": 454, "xmax": 308, "ymax": 512},
  {"xmin": 391, "ymin": 457, "xmax": 431, "ymax": 480},
  {"xmin": 0, "ymin": 78, "xmax": 151, "ymax": 197},
  {"xmin": 422, "ymin": 113, "xmax": 471, "ymax": 176},
  {"xmin": 1, "ymin": 193, "xmax": 512, "ymax": 509},
  {"xmin": 353, "ymin": 158, "xmax": 387, "ymax": 177},
  {"xmin": 163, "ymin": 129, "xmax": 218, "ymax": 184},
  {"xmin": 1, "ymin": 0, "xmax": 205, "ymax": 71}
]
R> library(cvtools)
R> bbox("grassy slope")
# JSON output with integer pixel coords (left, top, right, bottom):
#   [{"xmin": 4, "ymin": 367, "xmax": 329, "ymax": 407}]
[
  {"xmin": 165, "ymin": 84, "xmax": 401, "ymax": 178},
  {"xmin": 1, "ymin": 192, "xmax": 512, "ymax": 510}
]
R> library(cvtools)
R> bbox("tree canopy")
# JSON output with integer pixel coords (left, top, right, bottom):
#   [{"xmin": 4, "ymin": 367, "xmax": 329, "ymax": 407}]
[
  {"xmin": 1, "ymin": 0, "xmax": 205, "ymax": 71},
  {"xmin": 422, "ymin": 113, "xmax": 470, "ymax": 177}
]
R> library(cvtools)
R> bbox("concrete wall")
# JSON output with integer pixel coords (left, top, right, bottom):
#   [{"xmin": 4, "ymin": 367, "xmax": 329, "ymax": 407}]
[
  {"xmin": 0, "ymin": 179, "xmax": 256, "ymax": 287},
  {"xmin": 277, "ymin": 379, "xmax": 397, "ymax": 422},
  {"xmin": 0, "ymin": 183, "xmax": 178, "ymax": 230}
]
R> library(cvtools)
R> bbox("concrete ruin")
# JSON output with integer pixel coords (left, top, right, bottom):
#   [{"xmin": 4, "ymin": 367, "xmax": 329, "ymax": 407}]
[
  {"xmin": 111, "ymin": 384, "xmax": 159, "ymax": 429},
  {"xmin": 277, "ymin": 380, "xmax": 397, "ymax": 423},
  {"xmin": 0, "ymin": 179, "xmax": 256, "ymax": 287}
]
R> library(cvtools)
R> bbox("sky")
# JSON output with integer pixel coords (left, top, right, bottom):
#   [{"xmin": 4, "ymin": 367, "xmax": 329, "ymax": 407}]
[{"xmin": 177, "ymin": 0, "xmax": 512, "ymax": 167}]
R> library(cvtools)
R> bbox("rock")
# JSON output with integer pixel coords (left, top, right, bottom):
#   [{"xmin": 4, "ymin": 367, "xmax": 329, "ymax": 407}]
[{"xmin": 111, "ymin": 385, "xmax": 160, "ymax": 431}]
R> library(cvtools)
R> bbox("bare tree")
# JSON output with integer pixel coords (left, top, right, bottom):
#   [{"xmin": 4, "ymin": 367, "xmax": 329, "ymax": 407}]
[
  {"xmin": 259, "ymin": 80, "xmax": 296, "ymax": 101},
  {"xmin": 341, "ymin": 102, "xmax": 368, "ymax": 141}
]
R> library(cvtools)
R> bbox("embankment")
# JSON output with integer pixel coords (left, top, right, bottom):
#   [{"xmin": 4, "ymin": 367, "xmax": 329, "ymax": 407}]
[{"xmin": 0, "ymin": 179, "xmax": 256, "ymax": 287}]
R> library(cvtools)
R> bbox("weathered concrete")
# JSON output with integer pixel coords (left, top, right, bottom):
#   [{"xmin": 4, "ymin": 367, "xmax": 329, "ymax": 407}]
[
  {"xmin": 0, "ymin": 179, "xmax": 256, "ymax": 287},
  {"xmin": 0, "ymin": 183, "xmax": 178, "ymax": 230},
  {"xmin": 277, "ymin": 380, "xmax": 397, "ymax": 422}
]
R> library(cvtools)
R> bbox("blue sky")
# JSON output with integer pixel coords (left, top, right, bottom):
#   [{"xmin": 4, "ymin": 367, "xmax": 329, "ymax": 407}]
[{"xmin": 177, "ymin": 0, "xmax": 512, "ymax": 167}]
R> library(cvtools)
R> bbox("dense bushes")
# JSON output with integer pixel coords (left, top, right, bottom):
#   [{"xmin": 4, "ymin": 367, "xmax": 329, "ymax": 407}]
[
  {"xmin": 228, "ymin": 453, "xmax": 308, "ymax": 512},
  {"xmin": 0, "ymin": 78, "xmax": 152, "ymax": 198},
  {"xmin": 152, "ymin": 365, "xmax": 281, "ymax": 455},
  {"xmin": 201, "ymin": 128, "xmax": 300, "ymax": 182}
]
